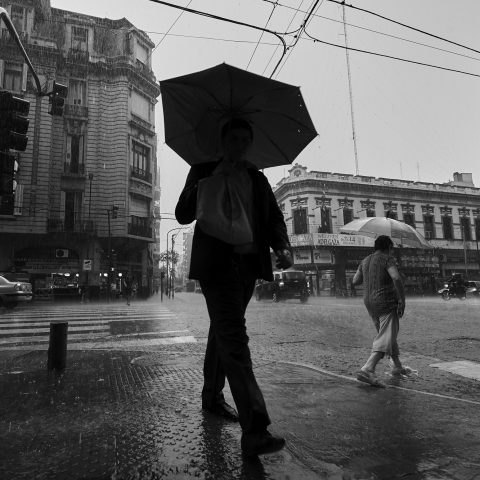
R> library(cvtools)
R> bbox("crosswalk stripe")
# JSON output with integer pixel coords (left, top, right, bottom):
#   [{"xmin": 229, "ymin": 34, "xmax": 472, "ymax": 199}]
[{"xmin": 0, "ymin": 303, "xmax": 196, "ymax": 347}]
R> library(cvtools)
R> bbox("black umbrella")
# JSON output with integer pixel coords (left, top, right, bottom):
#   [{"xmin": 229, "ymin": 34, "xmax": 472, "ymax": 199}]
[{"xmin": 160, "ymin": 63, "xmax": 318, "ymax": 169}]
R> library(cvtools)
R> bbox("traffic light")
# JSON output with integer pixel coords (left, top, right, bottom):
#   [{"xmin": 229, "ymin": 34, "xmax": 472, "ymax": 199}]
[
  {"xmin": 48, "ymin": 81, "xmax": 68, "ymax": 116},
  {"xmin": 112, "ymin": 205, "xmax": 119, "ymax": 219},
  {"xmin": 0, "ymin": 151, "xmax": 15, "ymax": 213},
  {"xmin": 0, "ymin": 90, "xmax": 30, "ymax": 151}
]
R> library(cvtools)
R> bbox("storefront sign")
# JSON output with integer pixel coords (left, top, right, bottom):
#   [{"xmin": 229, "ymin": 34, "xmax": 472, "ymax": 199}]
[
  {"xmin": 289, "ymin": 233, "xmax": 374, "ymax": 248},
  {"xmin": 83, "ymin": 259, "xmax": 92, "ymax": 271},
  {"xmin": 293, "ymin": 250, "xmax": 312, "ymax": 264},
  {"xmin": 313, "ymin": 249, "xmax": 333, "ymax": 264}
]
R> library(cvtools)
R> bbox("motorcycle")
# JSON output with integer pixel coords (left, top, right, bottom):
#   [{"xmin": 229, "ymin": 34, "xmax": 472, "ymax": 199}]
[{"xmin": 438, "ymin": 283, "xmax": 475, "ymax": 300}]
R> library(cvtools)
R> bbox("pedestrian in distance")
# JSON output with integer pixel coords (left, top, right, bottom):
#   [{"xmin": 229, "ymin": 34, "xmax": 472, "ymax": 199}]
[
  {"xmin": 352, "ymin": 235, "xmax": 407, "ymax": 387},
  {"xmin": 175, "ymin": 118, "xmax": 293, "ymax": 457},
  {"xmin": 123, "ymin": 274, "xmax": 133, "ymax": 306}
]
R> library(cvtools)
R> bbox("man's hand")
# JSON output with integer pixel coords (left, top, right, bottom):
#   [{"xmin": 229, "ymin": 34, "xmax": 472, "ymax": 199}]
[
  {"xmin": 275, "ymin": 249, "xmax": 293, "ymax": 270},
  {"xmin": 397, "ymin": 299, "xmax": 405, "ymax": 318}
]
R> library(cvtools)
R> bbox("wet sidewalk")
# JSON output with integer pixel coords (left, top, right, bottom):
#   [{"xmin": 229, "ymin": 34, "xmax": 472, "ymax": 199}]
[{"xmin": 1, "ymin": 345, "xmax": 480, "ymax": 480}]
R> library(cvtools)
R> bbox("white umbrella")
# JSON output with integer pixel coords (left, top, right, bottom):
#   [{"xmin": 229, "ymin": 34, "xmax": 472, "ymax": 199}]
[{"xmin": 340, "ymin": 217, "xmax": 431, "ymax": 249}]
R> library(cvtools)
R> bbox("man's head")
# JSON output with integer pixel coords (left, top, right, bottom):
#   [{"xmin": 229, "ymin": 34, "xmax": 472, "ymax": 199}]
[
  {"xmin": 221, "ymin": 118, "xmax": 253, "ymax": 161},
  {"xmin": 374, "ymin": 235, "xmax": 394, "ymax": 252}
]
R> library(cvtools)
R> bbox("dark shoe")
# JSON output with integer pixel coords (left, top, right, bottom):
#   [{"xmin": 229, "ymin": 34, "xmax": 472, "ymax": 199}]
[
  {"xmin": 203, "ymin": 401, "xmax": 239, "ymax": 422},
  {"xmin": 356, "ymin": 369, "xmax": 385, "ymax": 388},
  {"xmin": 241, "ymin": 430, "xmax": 286, "ymax": 457}
]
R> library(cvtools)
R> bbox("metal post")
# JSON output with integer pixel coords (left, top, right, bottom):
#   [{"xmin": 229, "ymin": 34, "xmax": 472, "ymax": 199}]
[
  {"xmin": 86, "ymin": 173, "xmax": 93, "ymax": 295},
  {"xmin": 166, "ymin": 234, "xmax": 169, "ymax": 298},
  {"xmin": 171, "ymin": 234, "xmax": 175, "ymax": 299},
  {"xmin": 107, "ymin": 209, "xmax": 111, "ymax": 301},
  {"xmin": 462, "ymin": 224, "xmax": 468, "ymax": 279},
  {"xmin": 47, "ymin": 322, "xmax": 68, "ymax": 371}
]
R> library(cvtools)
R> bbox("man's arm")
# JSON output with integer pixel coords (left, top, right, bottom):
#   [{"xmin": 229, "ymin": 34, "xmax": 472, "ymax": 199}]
[
  {"xmin": 387, "ymin": 265, "xmax": 406, "ymax": 317},
  {"xmin": 352, "ymin": 265, "xmax": 363, "ymax": 286},
  {"xmin": 175, "ymin": 165, "xmax": 204, "ymax": 225}
]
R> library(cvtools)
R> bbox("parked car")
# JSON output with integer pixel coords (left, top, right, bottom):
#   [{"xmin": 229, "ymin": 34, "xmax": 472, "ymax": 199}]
[
  {"xmin": 255, "ymin": 270, "xmax": 309, "ymax": 303},
  {"xmin": 0, "ymin": 275, "xmax": 33, "ymax": 309}
]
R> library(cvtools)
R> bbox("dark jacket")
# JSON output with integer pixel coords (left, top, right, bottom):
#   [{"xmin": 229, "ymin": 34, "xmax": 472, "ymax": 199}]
[{"xmin": 175, "ymin": 161, "xmax": 290, "ymax": 282}]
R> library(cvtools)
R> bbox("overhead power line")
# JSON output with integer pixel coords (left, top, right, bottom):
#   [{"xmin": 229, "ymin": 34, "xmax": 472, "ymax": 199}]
[
  {"xmin": 303, "ymin": 29, "xmax": 480, "ymax": 79},
  {"xmin": 326, "ymin": 0, "xmax": 480, "ymax": 56},
  {"xmin": 246, "ymin": 0, "xmax": 278, "ymax": 70},
  {"xmin": 147, "ymin": 0, "xmax": 287, "ymax": 77},
  {"xmin": 261, "ymin": 0, "xmax": 480, "ymax": 62}
]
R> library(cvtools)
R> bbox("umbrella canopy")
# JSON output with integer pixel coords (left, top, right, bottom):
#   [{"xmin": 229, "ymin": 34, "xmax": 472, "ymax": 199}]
[
  {"xmin": 159, "ymin": 63, "xmax": 318, "ymax": 169},
  {"xmin": 340, "ymin": 217, "xmax": 431, "ymax": 249}
]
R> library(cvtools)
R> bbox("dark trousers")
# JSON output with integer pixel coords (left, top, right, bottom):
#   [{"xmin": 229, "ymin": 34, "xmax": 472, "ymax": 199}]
[{"xmin": 199, "ymin": 254, "xmax": 270, "ymax": 433}]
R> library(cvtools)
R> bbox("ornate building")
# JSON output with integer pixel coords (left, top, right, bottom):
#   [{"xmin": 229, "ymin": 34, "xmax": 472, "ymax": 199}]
[
  {"xmin": 274, "ymin": 165, "xmax": 480, "ymax": 295},
  {"xmin": 0, "ymin": 0, "xmax": 161, "ymax": 297}
]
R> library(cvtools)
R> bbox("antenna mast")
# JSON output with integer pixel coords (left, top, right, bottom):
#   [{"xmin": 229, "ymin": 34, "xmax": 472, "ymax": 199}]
[{"xmin": 342, "ymin": 4, "xmax": 359, "ymax": 176}]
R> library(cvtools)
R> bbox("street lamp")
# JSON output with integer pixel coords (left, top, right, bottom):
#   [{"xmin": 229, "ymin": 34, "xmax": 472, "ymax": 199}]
[{"xmin": 166, "ymin": 226, "xmax": 186, "ymax": 298}]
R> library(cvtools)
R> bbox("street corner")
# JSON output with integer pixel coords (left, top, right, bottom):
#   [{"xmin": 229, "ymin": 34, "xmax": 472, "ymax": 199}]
[
  {"xmin": 255, "ymin": 360, "xmax": 480, "ymax": 479},
  {"xmin": 0, "ymin": 348, "xmax": 321, "ymax": 479}
]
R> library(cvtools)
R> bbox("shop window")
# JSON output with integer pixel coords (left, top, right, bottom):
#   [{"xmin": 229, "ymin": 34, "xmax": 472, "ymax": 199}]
[
  {"xmin": 442, "ymin": 216, "xmax": 454, "ymax": 240},
  {"xmin": 403, "ymin": 212, "xmax": 415, "ymax": 228},
  {"xmin": 293, "ymin": 208, "xmax": 308, "ymax": 234},
  {"xmin": 343, "ymin": 208, "xmax": 353, "ymax": 225},
  {"xmin": 460, "ymin": 217, "xmax": 472, "ymax": 241},
  {"xmin": 318, "ymin": 206, "xmax": 331, "ymax": 233},
  {"xmin": 423, "ymin": 215, "xmax": 435, "ymax": 239}
]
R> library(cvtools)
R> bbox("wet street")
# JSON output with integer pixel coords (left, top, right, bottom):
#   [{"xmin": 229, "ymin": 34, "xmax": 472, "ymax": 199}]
[{"xmin": 1, "ymin": 293, "xmax": 479, "ymax": 479}]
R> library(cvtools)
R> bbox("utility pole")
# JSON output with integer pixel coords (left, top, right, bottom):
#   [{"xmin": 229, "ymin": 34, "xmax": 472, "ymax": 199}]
[
  {"xmin": 342, "ymin": 4, "xmax": 359, "ymax": 176},
  {"xmin": 107, "ymin": 208, "xmax": 111, "ymax": 301},
  {"xmin": 462, "ymin": 224, "xmax": 468, "ymax": 279},
  {"xmin": 171, "ymin": 234, "xmax": 175, "ymax": 299}
]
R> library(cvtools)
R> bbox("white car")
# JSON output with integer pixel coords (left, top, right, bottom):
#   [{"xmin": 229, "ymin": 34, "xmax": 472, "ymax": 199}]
[{"xmin": 0, "ymin": 275, "xmax": 33, "ymax": 309}]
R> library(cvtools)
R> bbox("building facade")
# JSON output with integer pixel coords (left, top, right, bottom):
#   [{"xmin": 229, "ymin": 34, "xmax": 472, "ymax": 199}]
[
  {"xmin": 274, "ymin": 165, "xmax": 480, "ymax": 296},
  {"xmin": 0, "ymin": 0, "xmax": 161, "ymax": 297}
]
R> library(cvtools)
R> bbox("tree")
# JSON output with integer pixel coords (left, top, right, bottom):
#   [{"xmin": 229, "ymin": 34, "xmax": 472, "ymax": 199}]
[{"xmin": 159, "ymin": 250, "xmax": 179, "ymax": 266}]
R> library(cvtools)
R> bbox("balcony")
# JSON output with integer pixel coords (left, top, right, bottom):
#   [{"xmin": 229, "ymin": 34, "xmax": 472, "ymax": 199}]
[
  {"xmin": 67, "ymin": 48, "xmax": 89, "ymax": 64},
  {"xmin": 128, "ymin": 217, "xmax": 152, "ymax": 238},
  {"xmin": 64, "ymin": 104, "xmax": 88, "ymax": 119},
  {"xmin": 131, "ymin": 166, "xmax": 152, "ymax": 184},
  {"xmin": 63, "ymin": 162, "xmax": 86, "ymax": 176}
]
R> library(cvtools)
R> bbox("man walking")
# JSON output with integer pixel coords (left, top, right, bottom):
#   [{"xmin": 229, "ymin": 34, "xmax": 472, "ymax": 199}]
[
  {"xmin": 175, "ymin": 118, "xmax": 293, "ymax": 456},
  {"xmin": 352, "ymin": 235, "xmax": 406, "ymax": 386}
]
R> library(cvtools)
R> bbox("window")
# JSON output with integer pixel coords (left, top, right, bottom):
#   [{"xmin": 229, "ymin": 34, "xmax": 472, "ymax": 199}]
[
  {"xmin": 11, "ymin": 5, "xmax": 25, "ymax": 33},
  {"xmin": 423, "ymin": 215, "xmax": 435, "ymax": 239},
  {"xmin": 63, "ymin": 191, "xmax": 82, "ymax": 231},
  {"xmin": 385, "ymin": 210, "xmax": 397, "ymax": 220},
  {"xmin": 293, "ymin": 208, "xmax": 308, "ymax": 234},
  {"xmin": 71, "ymin": 26, "xmax": 88, "ymax": 51},
  {"xmin": 460, "ymin": 217, "xmax": 472, "ymax": 241},
  {"xmin": 69, "ymin": 79, "xmax": 86, "ymax": 105},
  {"xmin": 475, "ymin": 218, "xmax": 480, "ymax": 241},
  {"xmin": 132, "ymin": 141, "xmax": 150, "ymax": 176},
  {"xmin": 403, "ymin": 212, "xmax": 415, "ymax": 228},
  {"xmin": 131, "ymin": 90, "xmax": 151, "ymax": 121},
  {"xmin": 65, "ymin": 135, "xmax": 84, "ymax": 173},
  {"xmin": 135, "ymin": 40, "xmax": 149, "ymax": 66},
  {"xmin": 318, "ymin": 206, "xmax": 331, "ymax": 233},
  {"xmin": 366, "ymin": 209, "xmax": 375, "ymax": 217},
  {"xmin": 442, "ymin": 216, "xmax": 454, "ymax": 240},
  {"xmin": 343, "ymin": 208, "xmax": 353, "ymax": 225},
  {"xmin": 3, "ymin": 62, "xmax": 23, "ymax": 92}
]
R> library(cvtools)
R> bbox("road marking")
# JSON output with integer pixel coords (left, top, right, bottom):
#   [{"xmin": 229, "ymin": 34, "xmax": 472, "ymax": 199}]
[
  {"xmin": 429, "ymin": 360, "xmax": 480, "ymax": 381},
  {"xmin": 279, "ymin": 361, "xmax": 480, "ymax": 406}
]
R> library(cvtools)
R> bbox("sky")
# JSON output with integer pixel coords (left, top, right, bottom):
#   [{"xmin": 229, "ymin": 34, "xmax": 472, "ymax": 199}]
[{"xmin": 51, "ymin": 0, "xmax": 480, "ymax": 252}]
